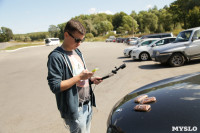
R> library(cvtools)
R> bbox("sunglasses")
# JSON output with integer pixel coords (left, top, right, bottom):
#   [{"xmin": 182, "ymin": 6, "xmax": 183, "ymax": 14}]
[{"xmin": 68, "ymin": 32, "xmax": 85, "ymax": 43}]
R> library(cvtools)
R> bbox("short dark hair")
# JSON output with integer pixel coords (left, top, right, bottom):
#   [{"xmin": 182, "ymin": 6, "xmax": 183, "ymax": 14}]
[{"xmin": 64, "ymin": 19, "xmax": 86, "ymax": 35}]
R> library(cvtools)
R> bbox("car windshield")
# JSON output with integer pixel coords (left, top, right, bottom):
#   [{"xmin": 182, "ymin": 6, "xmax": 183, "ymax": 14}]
[{"xmin": 174, "ymin": 30, "xmax": 192, "ymax": 43}]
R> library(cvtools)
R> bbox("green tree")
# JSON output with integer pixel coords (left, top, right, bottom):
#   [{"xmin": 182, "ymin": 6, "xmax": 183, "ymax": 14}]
[
  {"xmin": 85, "ymin": 33, "xmax": 94, "ymax": 38},
  {"xmin": 28, "ymin": 32, "xmax": 49, "ymax": 41},
  {"xmin": 96, "ymin": 21, "xmax": 113, "ymax": 35},
  {"xmin": 57, "ymin": 23, "xmax": 66, "ymax": 40},
  {"xmin": 112, "ymin": 12, "xmax": 128, "ymax": 31},
  {"xmin": 121, "ymin": 16, "xmax": 133, "ymax": 33},
  {"xmin": 168, "ymin": 0, "xmax": 200, "ymax": 29},
  {"xmin": 188, "ymin": 6, "xmax": 200, "ymax": 28},
  {"xmin": 0, "ymin": 27, "xmax": 13, "ymax": 42},
  {"xmin": 48, "ymin": 25, "xmax": 60, "ymax": 38},
  {"xmin": 84, "ymin": 19, "xmax": 97, "ymax": 36},
  {"xmin": 24, "ymin": 36, "xmax": 32, "ymax": 42},
  {"xmin": 156, "ymin": 8, "xmax": 173, "ymax": 32},
  {"xmin": 157, "ymin": 24, "xmax": 165, "ymax": 33},
  {"xmin": 130, "ymin": 11, "xmax": 137, "ymax": 19},
  {"xmin": 137, "ymin": 11, "xmax": 158, "ymax": 33}
]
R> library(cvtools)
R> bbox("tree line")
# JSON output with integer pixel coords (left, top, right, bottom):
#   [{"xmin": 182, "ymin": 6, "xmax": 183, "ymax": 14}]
[
  {"xmin": 1, "ymin": 0, "xmax": 200, "ymax": 42},
  {"xmin": 48, "ymin": 0, "xmax": 200, "ymax": 40}
]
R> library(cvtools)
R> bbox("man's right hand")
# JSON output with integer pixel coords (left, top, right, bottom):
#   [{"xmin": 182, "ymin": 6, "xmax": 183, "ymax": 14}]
[{"xmin": 79, "ymin": 70, "xmax": 94, "ymax": 80}]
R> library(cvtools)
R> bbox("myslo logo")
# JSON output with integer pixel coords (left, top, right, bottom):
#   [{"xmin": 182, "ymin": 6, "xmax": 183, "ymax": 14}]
[{"xmin": 172, "ymin": 126, "xmax": 197, "ymax": 132}]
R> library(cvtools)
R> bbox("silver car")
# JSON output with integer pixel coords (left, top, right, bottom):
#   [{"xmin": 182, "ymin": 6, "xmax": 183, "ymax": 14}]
[{"xmin": 152, "ymin": 27, "xmax": 200, "ymax": 67}]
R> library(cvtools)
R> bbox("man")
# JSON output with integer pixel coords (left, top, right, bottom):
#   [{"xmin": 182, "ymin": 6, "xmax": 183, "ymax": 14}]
[{"xmin": 47, "ymin": 19, "xmax": 102, "ymax": 133}]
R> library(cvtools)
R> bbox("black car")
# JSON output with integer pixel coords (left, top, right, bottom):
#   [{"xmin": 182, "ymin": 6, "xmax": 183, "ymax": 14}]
[
  {"xmin": 107, "ymin": 72, "xmax": 200, "ymax": 133},
  {"xmin": 116, "ymin": 38, "xmax": 125, "ymax": 43}
]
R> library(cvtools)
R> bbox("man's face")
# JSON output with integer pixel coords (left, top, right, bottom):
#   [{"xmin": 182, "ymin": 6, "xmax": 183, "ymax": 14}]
[{"xmin": 65, "ymin": 31, "xmax": 85, "ymax": 51}]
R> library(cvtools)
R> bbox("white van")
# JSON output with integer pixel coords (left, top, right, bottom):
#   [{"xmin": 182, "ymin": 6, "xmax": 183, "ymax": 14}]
[{"xmin": 45, "ymin": 38, "xmax": 60, "ymax": 46}]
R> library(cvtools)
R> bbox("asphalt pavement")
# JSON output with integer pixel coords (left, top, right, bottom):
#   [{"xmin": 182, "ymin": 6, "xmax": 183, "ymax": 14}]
[{"xmin": 0, "ymin": 42, "xmax": 200, "ymax": 133}]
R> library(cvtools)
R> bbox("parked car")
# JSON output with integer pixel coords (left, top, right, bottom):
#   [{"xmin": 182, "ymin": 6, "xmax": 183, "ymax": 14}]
[
  {"xmin": 45, "ymin": 38, "xmax": 60, "ymax": 46},
  {"xmin": 141, "ymin": 33, "xmax": 174, "ymax": 39},
  {"xmin": 124, "ymin": 38, "xmax": 160, "ymax": 57},
  {"xmin": 123, "ymin": 38, "xmax": 129, "ymax": 44},
  {"xmin": 128, "ymin": 37, "xmax": 138, "ymax": 45},
  {"xmin": 131, "ymin": 37, "xmax": 176, "ymax": 61},
  {"xmin": 152, "ymin": 27, "xmax": 200, "ymax": 67},
  {"xmin": 125, "ymin": 37, "xmax": 138, "ymax": 45},
  {"xmin": 106, "ymin": 36, "xmax": 116, "ymax": 42},
  {"xmin": 107, "ymin": 72, "xmax": 200, "ymax": 133},
  {"xmin": 116, "ymin": 38, "xmax": 125, "ymax": 43}
]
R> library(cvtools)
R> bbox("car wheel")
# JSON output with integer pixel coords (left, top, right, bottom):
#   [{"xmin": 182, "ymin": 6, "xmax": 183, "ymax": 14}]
[
  {"xmin": 139, "ymin": 52, "xmax": 150, "ymax": 61},
  {"xmin": 168, "ymin": 53, "xmax": 185, "ymax": 67}
]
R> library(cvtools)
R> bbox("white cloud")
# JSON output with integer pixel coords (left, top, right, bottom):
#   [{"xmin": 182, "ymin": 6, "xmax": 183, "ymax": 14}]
[
  {"xmin": 98, "ymin": 10, "xmax": 114, "ymax": 15},
  {"xmin": 88, "ymin": 8, "xmax": 97, "ymax": 14},
  {"xmin": 146, "ymin": 4, "xmax": 152, "ymax": 10},
  {"xmin": 88, "ymin": 8, "xmax": 114, "ymax": 15}
]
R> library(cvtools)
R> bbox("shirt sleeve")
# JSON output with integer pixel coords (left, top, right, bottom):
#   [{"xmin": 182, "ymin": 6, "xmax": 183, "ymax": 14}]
[{"xmin": 47, "ymin": 53, "xmax": 63, "ymax": 94}]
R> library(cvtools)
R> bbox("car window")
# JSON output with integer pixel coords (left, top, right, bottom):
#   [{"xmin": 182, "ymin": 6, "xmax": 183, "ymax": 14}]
[
  {"xmin": 163, "ymin": 39, "xmax": 170, "ymax": 44},
  {"xmin": 193, "ymin": 30, "xmax": 200, "ymax": 40},
  {"xmin": 141, "ymin": 40, "xmax": 157, "ymax": 46},
  {"xmin": 162, "ymin": 34, "xmax": 171, "ymax": 37},
  {"xmin": 141, "ymin": 40, "xmax": 151, "ymax": 46},
  {"xmin": 175, "ymin": 30, "xmax": 192, "ymax": 42},
  {"xmin": 170, "ymin": 38, "xmax": 176, "ymax": 42},
  {"xmin": 155, "ymin": 40, "xmax": 164, "ymax": 46},
  {"xmin": 149, "ymin": 35, "xmax": 159, "ymax": 38}
]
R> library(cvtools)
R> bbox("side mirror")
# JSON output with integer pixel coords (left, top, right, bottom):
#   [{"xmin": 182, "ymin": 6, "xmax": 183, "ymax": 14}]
[{"xmin": 151, "ymin": 44, "xmax": 155, "ymax": 47}]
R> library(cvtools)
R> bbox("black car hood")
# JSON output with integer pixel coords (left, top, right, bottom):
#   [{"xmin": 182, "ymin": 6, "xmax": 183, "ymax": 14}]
[{"xmin": 109, "ymin": 72, "xmax": 200, "ymax": 133}]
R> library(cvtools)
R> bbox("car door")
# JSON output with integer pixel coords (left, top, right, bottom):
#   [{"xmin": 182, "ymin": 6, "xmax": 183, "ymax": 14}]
[
  {"xmin": 186, "ymin": 29, "xmax": 200, "ymax": 57},
  {"xmin": 148, "ymin": 40, "xmax": 164, "ymax": 55}
]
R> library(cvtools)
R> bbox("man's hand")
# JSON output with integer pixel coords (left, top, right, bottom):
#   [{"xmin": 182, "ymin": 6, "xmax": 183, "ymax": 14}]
[
  {"xmin": 79, "ymin": 70, "xmax": 94, "ymax": 80},
  {"xmin": 90, "ymin": 76, "xmax": 103, "ymax": 85}
]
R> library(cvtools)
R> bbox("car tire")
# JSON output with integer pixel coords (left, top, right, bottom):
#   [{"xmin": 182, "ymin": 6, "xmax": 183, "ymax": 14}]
[
  {"xmin": 139, "ymin": 52, "xmax": 150, "ymax": 61},
  {"xmin": 168, "ymin": 53, "xmax": 185, "ymax": 67}
]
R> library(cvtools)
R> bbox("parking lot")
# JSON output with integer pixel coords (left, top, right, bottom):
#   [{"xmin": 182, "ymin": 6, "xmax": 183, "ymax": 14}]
[{"xmin": 0, "ymin": 42, "xmax": 200, "ymax": 133}]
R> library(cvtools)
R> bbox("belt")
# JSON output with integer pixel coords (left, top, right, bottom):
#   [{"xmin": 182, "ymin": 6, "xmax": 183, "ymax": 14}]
[{"xmin": 79, "ymin": 100, "xmax": 90, "ymax": 107}]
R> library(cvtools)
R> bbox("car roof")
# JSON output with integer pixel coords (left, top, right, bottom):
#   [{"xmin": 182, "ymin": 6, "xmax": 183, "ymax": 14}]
[
  {"xmin": 140, "ymin": 38, "xmax": 160, "ymax": 41},
  {"xmin": 142, "ymin": 32, "xmax": 172, "ymax": 37},
  {"xmin": 151, "ymin": 37, "xmax": 176, "ymax": 43},
  {"xmin": 182, "ymin": 26, "xmax": 200, "ymax": 32}
]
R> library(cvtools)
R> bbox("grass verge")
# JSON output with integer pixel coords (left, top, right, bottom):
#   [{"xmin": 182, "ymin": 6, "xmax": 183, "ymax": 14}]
[{"xmin": 3, "ymin": 43, "xmax": 44, "ymax": 50}]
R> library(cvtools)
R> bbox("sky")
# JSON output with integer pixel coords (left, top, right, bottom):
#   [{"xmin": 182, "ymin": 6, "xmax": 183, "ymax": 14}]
[{"xmin": 0, "ymin": 0, "xmax": 175, "ymax": 34}]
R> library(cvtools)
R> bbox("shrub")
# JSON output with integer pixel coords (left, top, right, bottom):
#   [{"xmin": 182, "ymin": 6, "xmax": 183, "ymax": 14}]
[{"xmin": 85, "ymin": 33, "xmax": 94, "ymax": 38}]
